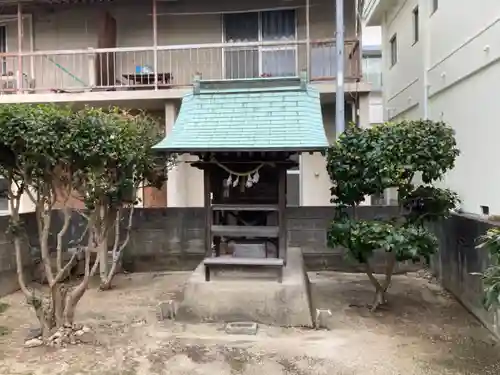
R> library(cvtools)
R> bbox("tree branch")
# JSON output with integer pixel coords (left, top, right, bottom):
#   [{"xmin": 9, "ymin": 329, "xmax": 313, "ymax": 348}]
[
  {"xmin": 36, "ymin": 201, "xmax": 55, "ymax": 287},
  {"xmin": 56, "ymin": 206, "xmax": 71, "ymax": 272},
  {"xmin": 105, "ymin": 205, "xmax": 134, "ymax": 286},
  {"xmin": 117, "ymin": 205, "xmax": 135, "ymax": 255},
  {"xmin": 64, "ymin": 225, "xmax": 101, "ymax": 324},
  {"xmin": 76, "ymin": 209, "xmax": 90, "ymax": 221},
  {"xmin": 382, "ymin": 252, "xmax": 397, "ymax": 291},
  {"xmin": 365, "ymin": 260, "xmax": 383, "ymax": 292},
  {"xmin": 53, "ymin": 250, "xmax": 78, "ymax": 284},
  {"xmin": 24, "ymin": 184, "xmax": 37, "ymax": 205},
  {"xmin": 9, "ymin": 183, "xmax": 31, "ymax": 299},
  {"xmin": 110, "ymin": 208, "xmax": 121, "ymax": 259}
]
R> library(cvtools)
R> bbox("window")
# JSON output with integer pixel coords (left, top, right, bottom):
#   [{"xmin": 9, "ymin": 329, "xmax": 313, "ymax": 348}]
[
  {"xmin": 431, "ymin": 0, "xmax": 438, "ymax": 15},
  {"xmin": 390, "ymin": 34, "xmax": 397, "ymax": 66},
  {"xmin": 0, "ymin": 26, "xmax": 6, "ymax": 74},
  {"xmin": 223, "ymin": 10, "xmax": 297, "ymax": 79},
  {"xmin": 413, "ymin": 7, "xmax": 419, "ymax": 44},
  {"xmin": 362, "ymin": 55, "xmax": 382, "ymax": 90}
]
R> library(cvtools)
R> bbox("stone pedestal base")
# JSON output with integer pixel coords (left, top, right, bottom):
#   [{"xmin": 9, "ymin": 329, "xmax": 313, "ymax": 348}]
[{"xmin": 175, "ymin": 247, "xmax": 313, "ymax": 327}]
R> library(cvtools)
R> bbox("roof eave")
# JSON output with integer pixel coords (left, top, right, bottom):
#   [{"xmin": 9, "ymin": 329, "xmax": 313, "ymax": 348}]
[
  {"xmin": 363, "ymin": 0, "xmax": 394, "ymax": 27},
  {"xmin": 153, "ymin": 146, "xmax": 329, "ymax": 154}
]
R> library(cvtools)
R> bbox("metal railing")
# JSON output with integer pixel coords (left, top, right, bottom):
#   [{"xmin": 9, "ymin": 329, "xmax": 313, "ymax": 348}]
[{"xmin": 0, "ymin": 39, "xmax": 361, "ymax": 95}]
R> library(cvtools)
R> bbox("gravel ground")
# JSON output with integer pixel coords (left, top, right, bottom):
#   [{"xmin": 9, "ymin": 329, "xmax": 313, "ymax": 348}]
[{"xmin": 0, "ymin": 271, "xmax": 498, "ymax": 375}]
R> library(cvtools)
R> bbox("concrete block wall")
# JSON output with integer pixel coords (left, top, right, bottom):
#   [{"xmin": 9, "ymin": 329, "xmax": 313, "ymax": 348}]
[
  {"xmin": 112, "ymin": 206, "xmax": 405, "ymax": 272},
  {"xmin": 432, "ymin": 214, "xmax": 500, "ymax": 339},
  {"xmin": 0, "ymin": 213, "xmax": 38, "ymax": 297},
  {"xmin": 44, "ymin": 206, "xmax": 409, "ymax": 274}
]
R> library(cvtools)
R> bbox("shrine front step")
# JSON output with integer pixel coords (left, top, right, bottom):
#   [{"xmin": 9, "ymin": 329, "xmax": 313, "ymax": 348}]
[
  {"xmin": 210, "ymin": 266, "xmax": 280, "ymax": 281},
  {"xmin": 175, "ymin": 247, "xmax": 314, "ymax": 327}
]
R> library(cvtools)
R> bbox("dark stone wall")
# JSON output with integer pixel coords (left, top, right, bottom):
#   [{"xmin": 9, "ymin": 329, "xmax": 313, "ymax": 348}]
[
  {"xmin": 50, "ymin": 206, "xmax": 405, "ymax": 272},
  {"xmin": 114, "ymin": 206, "xmax": 407, "ymax": 273},
  {"xmin": 125, "ymin": 208, "xmax": 206, "ymax": 272},
  {"xmin": 286, "ymin": 206, "xmax": 407, "ymax": 271},
  {"xmin": 432, "ymin": 214, "xmax": 500, "ymax": 339},
  {"xmin": 0, "ymin": 213, "xmax": 38, "ymax": 297}
]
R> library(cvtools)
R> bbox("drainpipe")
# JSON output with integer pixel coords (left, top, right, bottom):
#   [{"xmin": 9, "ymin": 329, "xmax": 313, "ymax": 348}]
[
  {"xmin": 335, "ymin": 0, "xmax": 345, "ymax": 137},
  {"xmin": 419, "ymin": 0, "xmax": 430, "ymax": 119},
  {"xmin": 306, "ymin": 0, "xmax": 310, "ymax": 79}
]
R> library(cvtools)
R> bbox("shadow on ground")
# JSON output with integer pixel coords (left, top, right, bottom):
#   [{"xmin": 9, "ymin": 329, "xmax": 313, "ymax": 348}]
[{"xmin": 311, "ymin": 271, "xmax": 500, "ymax": 374}]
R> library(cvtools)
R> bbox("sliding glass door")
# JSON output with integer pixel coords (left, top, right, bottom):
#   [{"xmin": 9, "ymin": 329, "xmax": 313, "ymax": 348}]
[{"xmin": 223, "ymin": 10, "xmax": 297, "ymax": 79}]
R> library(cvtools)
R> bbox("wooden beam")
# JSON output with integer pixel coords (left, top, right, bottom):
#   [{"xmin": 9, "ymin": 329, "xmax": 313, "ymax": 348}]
[
  {"xmin": 211, "ymin": 225, "xmax": 279, "ymax": 238},
  {"xmin": 204, "ymin": 168, "xmax": 212, "ymax": 257},
  {"xmin": 278, "ymin": 166, "xmax": 287, "ymax": 263},
  {"xmin": 211, "ymin": 204, "xmax": 279, "ymax": 212}
]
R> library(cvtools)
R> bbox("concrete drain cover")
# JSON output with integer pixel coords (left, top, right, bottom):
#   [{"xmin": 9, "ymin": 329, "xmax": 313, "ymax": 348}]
[{"xmin": 225, "ymin": 322, "xmax": 258, "ymax": 335}]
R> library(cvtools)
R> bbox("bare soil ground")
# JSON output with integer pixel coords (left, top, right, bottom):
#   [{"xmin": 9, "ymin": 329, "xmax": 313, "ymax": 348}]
[{"xmin": 0, "ymin": 271, "xmax": 499, "ymax": 375}]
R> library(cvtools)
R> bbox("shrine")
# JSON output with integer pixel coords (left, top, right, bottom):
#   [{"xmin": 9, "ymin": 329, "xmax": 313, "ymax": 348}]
[{"xmin": 153, "ymin": 73, "xmax": 328, "ymax": 326}]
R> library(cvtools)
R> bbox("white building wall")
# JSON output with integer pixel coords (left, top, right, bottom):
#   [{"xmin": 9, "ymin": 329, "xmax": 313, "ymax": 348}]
[
  {"xmin": 362, "ymin": 26, "xmax": 384, "ymax": 126},
  {"xmin": 375, "ymin": 0, "xmax": 500, "ymax": 215},
  {"xmin": 362, "ymin": 26, "xmax": 382, "ymax": 46},
  {"xmin": 382, "ymin": 0, "xmax": 422, "ymax": 120},
  {"xmin": 368, "ymin": 92, "xmax": 383, "ymax": 124}
]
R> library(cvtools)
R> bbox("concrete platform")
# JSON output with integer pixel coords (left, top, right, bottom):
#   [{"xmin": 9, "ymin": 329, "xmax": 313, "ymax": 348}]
[{"xmin": 175, "ymin": 247, "xmax": 314, "ymax": 327}]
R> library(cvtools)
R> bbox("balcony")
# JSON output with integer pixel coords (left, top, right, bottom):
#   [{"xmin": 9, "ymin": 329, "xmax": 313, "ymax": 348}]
[
  {"xmin": 0, "ymin": 39, "xmax": 360, "ymax": 95},
  {"xmin": 0, "ymin": 0, "xmax": 365, "ymax": 100}
]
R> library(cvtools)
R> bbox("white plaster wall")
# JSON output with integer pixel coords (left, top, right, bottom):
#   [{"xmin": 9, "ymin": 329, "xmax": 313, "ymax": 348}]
[
  {"xmin": 301, "ymin": 152, "xmax": 332, "ymax": 206},
  {"xmin": 430, "ymin": 63, "xmax": 500, "ymax": 215},
  {"xmin": 362, "ymin": 26, "xmax": 381, "ymax": 46},
  {"xmin": 376, "ymin": 0, "xmax": 500, "ymax": 215},
  {"xmin": 382, "ymin": 0, "xmax": 422, "ymax": 119},
  {"xmin": 302, "ymin": 95, "xmax": 371, "ymax": 206},
  {"xmin": 164, "ymin": 101, "xmax": 204, "ymax": 208},
  {"xmin": 368, "ymin": 92, "xmax": 383, "ymax": 124},
  {"xmin": 301, "ymin": 101, "xmax": 334, "ymax": 207}
]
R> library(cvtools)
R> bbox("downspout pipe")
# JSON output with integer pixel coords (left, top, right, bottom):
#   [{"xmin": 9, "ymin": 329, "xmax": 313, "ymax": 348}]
[
  {"xmin": 335, "ymin": 0, "xmax": 345, "ymax": 137},
  {"xmin": 419, "ymin": 0, "xmax": 430, "ymax": 119}
]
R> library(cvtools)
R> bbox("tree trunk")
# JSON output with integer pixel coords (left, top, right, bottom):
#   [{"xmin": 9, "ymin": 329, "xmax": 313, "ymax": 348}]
[
  {"xmin": 366, "ymin": 252, "xmax": 397, "ymax": 312},
  {"xmin": 64, "ymin": 245, "xmax": 101, "ymax": 326},
  {"xmin": 51, "ymin": 284, "xmax": 68, "ymax": 328},
  {"xmin": 370, "ymin": 288, "xmax": 387, "ymax": 312},
  {"xmin": 99, "ymin": 205, "xmax": 134, "ymax": 291},
  {"xmin": 32, "ymin": 300, "xmax": 55, "ymax": 338},
  {"xmin": 9, "ymin": 190, "xmax": 57, "ymax": 338},
  {"xmin": 98, "ymin": 240, "xmax": 108, "ymax": 284},
  {"xmin": 99, "ymin": 254, "xmax": 122, "ymax": 290},
  {"xmin": 365, "ymin": 260, "xmax": 388, "ymax": 312}
]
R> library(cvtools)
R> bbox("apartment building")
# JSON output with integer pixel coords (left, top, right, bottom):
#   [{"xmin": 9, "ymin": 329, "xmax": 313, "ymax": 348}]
[
  {"xmin": 0, "ymin": 0, "xmax": 373, "ymax": 212},
  {"xmin": 364, "ymin": 0, "xmax": 500, "ymax": 215},
  {"xmin": 361, "ymin": 26, "xmax": 383, "ymax": 126}
]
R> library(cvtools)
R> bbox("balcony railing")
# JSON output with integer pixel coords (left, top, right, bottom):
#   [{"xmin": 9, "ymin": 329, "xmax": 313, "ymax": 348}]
[{"xmin": 0, "ymin": 39, "xmax": 360, "ymax": 95}]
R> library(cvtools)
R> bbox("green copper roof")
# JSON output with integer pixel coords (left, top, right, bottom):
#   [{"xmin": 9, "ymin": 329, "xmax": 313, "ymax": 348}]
[{"xmin": 153, "ymin": 76, "xmax": 328, "ymax": 153}]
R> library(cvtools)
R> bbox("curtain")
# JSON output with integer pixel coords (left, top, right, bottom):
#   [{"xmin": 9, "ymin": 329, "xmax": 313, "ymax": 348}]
[
  {"xmin": 262, "ymin": 10, "xmax": 295, "ymax": 41},
  {"xmin": 224, "ymin": 10, "xmax": 297, "ymax": 79}
]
